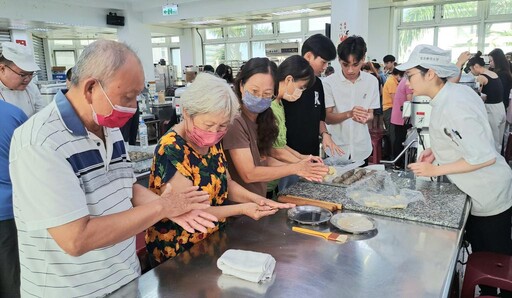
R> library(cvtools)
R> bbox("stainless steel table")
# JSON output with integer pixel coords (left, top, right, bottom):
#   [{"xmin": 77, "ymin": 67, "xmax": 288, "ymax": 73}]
[{"xmin": 110, "ymin": 205, "xmax": 470, "ymax": 298}]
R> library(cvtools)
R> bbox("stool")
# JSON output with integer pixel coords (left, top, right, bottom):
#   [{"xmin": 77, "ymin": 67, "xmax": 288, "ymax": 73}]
[
  {"xmin": 461, "ymin": 252, "xmax": 512, "ymax": 298},
  {"xmin": 369, "ymin": 129, "xmax": 384, "ymax": 164}
]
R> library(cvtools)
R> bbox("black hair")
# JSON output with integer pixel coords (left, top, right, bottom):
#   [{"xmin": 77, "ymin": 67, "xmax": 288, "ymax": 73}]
[
  {"xmin": 337, "ymin": 35, "xmax": 367, "ymax": 62},
  {"xmin": 66, "ymin": 67, "xmax": 73, "ymax": 81},
  {"xmin": 203, "ymin": 65, "xmax": 215, "ymax": 73},
  {"xmin": 372, "ymin": 62, "xmax": 381, "ymax": 70},
  {"xmin": 488, "ymin": 48, "xmax": 512, "ymax": 81},
  {"xmin": 301, "ymin": 34, "xmax": 336, "ymax": 61},
  {"xmin": 225, "ymin": 65, "xmax": 234, "ymax": 83},
  {"xmin": 467, "ymin": 51, "xmax": 485, "ymax": 68},
  {"xmin": 415, "ymin": 65, "xmax": 447, "ymax": 83},
  {"xmin": 325, "ymin": 66, "xmax": 335, "ymax": 76},
  {"xmin": 233, "ymin": 57, "xmax": 278, "ymax": 156},
  {"xmin": 277, "ymin": 55, "xmax": 315, "ymax": 89},
  {"xmin": 215, "ymin": 63, "xmax": 228, "ymax": 78},
  {"xmin": 383, "ymin": 55, "xmax": 396, "ymax": 63},
  {"xmin": 391, "ymin": 68, "xmax": 404, "ymax": 76}
]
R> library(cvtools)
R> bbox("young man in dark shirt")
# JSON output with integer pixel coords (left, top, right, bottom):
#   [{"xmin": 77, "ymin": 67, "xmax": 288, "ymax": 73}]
[{"xmin": 282, "ymin": 34, "xmax": 343, "ymax": 157}]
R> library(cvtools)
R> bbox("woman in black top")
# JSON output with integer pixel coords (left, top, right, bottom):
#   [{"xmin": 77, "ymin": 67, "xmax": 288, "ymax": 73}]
[
  {"xmin": 488, "ymin": 48, "xmax": 512, "ymax": 110},
  {"xmin": 468, "ymin": 51, "xmax": 506, "ymax": 152}
]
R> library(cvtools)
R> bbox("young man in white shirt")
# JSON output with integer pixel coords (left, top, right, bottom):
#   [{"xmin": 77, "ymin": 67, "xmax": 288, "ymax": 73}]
[
  {"xmin": 400, "ymin": 44, "xmax": 512, "ymax": 297},
  {"xmin": 324, "ymin": 36, "xmax": 380, "ymax": 163}
]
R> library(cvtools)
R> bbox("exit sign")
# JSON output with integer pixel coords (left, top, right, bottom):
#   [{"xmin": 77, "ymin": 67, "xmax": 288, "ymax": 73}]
[{"xmin": 162, "ymin": 4, "xmax": 178, "ymax": 16}]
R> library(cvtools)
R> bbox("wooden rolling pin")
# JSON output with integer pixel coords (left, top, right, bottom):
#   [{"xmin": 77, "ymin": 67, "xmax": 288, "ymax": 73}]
[{"xmin": 278, "ymin": 195, "xmax": 342, "ymax": 212}]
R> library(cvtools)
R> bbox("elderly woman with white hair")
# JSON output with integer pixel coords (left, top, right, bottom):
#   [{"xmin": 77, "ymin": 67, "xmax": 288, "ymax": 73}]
[{"xmin": 145, "ymin": 73, "xmax": 293, "ymax": 265}]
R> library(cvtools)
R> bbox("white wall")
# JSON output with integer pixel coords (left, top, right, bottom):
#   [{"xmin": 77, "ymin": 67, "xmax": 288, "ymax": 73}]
[{"xmin": 367, "ymin": 7, "xmax": 394, "ymax": 63}]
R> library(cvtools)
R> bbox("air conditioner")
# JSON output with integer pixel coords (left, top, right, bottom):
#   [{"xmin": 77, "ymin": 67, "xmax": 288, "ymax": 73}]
[{"xmin": 265, "ymin": 42, "xmax": 300, "ymax": 57}]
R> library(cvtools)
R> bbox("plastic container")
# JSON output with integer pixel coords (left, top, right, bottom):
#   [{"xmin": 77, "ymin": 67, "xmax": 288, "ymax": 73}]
[{"xmin": 138, "ymin": 119, "xmax": 149, "ymax": 148}]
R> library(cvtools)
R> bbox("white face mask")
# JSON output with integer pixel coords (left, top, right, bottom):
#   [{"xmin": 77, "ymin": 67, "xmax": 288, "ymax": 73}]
[{"xmin": 282, "ymin": 79, "xmax": 306, "ymax": 101}]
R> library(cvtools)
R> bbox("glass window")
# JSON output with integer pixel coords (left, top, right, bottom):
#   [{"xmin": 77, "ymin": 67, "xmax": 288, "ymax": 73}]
[
  {"xmin": 226, "ymin": 42, "xmax": 249, "ymax": 61},
  {"xmin": 170, "ymin": 48, "xmax": 182, "ymax": 79},
  {"xmin": 485, "ymin": 22, "xmax": 512, "ymax": 54},
  {"xmin": 54, "ymin": 50, "xmax": 76, "ymax": 69},
  {"xmin": 151, "ymin": 37, "xmax": 166, "ymax": 44},
  {"xmin": 170, "ymin": 36, "xmax": 180, "ymax": 43},
  {"xmin": 226, "ymin": 25, "xmax": 247, "ymax": 38},
  {"xmin": 205, "ymin": 28, "xmax": 223, "ymax": 40},
  {"xmin": 279, "ymin": 20, "xmax": 301, "ymax": 34},
  {"xmin": 253, "ymin": 23, "xmax": 274, "ymax": 36},
  {"xmin": 398, "ymin": 28, "xmax": 435, "ymax": 62},
  {"xmin": 309, "ymin": 16, "xmax": 331, "ymax": 31},
  {"xmin": 205, "ymin": 44, "xmax": 225, "ymax": 66},
  {"xmin": 152, "ymin": 47, "xmax": 169, "ymax": 64},
  {"xmin": 79, "ymin": 40, "xmax": 94, "ymax": 46},
  {"xmin": 442, "ymin": 2, "xmax": 478, "ymax": 19},
  {"xmin": 438, "ymin": 25, "xmax": 478, "ymax": 62},
  {"xmin": 489, "ymin": 0, "xmax": 512, "ymax": 16},
  {"xmin": 401, "ymin": 6, "xmax": 434, "ymax": 23},
  {"xmin": 53, "ymin": 40, "xmax": 74, "ymax": 46},
  {"xmin": 251, "ymin": 41, "xmax": 268, "ymax": 58}
]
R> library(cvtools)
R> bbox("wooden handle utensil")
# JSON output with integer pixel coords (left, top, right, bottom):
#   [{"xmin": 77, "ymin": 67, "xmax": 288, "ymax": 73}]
[
  {"xmin": 278, "ymin": 195, "xmax": 342, "ymax": 212},
  {"xmin": 292, "ymin": 227, "xmax": 348, "ymax": 243}
]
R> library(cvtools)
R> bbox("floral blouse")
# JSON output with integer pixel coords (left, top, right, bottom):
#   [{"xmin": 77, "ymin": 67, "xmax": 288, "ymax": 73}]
[{"xmin": 145, "ymin": 130, "xmax": 228, "ymax": 265}]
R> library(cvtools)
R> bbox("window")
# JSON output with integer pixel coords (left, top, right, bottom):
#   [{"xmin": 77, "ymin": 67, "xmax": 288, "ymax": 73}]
[
  {"xmin": 309, "ymin": 16, "xmax": 331, "ymax": 31},
  {"xmin": 398, "ymin": 28, "xmax": 434, "ymax": 62},
  {"xmin": 54, "ymin": 50, "xmax": 76, "ymax": 70},
  {"xmin": 485, "ymin": 22, "xmax": 512, "ymax": 54},
  {"xmin": 253, "ymin": 23, "xmax": 273, "ymax": 36},
  {"xmin": 226, "ymin": 25, "xmax": 247, "ymax": 38},
  {"xmin": 152, "ymin": 47, "xmax": 169, "ymax": 64},
  {"xmin": 442, "ymin": 2, "xmax": 478, "ymax": 19},
  {"xmin": 79, "ymin": 40, "xmax": 95, "ymax": 46},
  {"xmin": 205, "ymin": 28, "xmax": 223, "ymax": 40},
  {"xmin": 401, "ymin": 6, "xmax": 434, "ymax": 23},
  {"xmin": 251, "ymin": 41, "xmax": 268, "ymax": 58},
  {"xmin": 170, "ymin": 48, "xmax": 182, "ymax": 79},
  {"xmin": 53, "ymin": 40, "xmax": 74, "ymax": 46},
  {"xmin": 205, "ymin": 44, "xmax": 225, "ymax": 66},
  {"xmin": 151, "ymin": 37, "xmax": 166, "ymax": 44},
  {"xmin": 438, "ymin": 25, "xmax": 478, "ymax": 61},
  {"xmin": 489, "ymin": 0, "xmax": 512, "ymax": 16},
  {"xmin": 226, "ymin": 42, "xmax": 248, "ymax": 61},
  {"xmin": 279, "ymin": 20, "xmax": 301, "ymax": 34},
  {"xmin": 170, "ymin": 36, "xmax": 180, "ymax": 43}
]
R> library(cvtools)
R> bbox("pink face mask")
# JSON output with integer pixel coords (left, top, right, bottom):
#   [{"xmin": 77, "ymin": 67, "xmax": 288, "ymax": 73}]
[
  {"xmin": 186, "ymin": 118, "xmax": 227, "ymax": 147},
  {"xmin": 91, "ymin": 81, "xmax": 137, "ymax": 128}
]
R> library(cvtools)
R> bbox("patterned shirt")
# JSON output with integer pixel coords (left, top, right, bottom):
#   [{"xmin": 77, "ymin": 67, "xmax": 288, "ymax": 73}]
[{"xmin": 145, "ymin": 130, "xmax": 228, "ymax": 264}]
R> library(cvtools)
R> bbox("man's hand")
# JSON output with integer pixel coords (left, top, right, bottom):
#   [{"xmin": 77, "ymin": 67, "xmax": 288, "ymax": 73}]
[
  {"xmin": 295, "ymin": 155, "xmax": 329, "ymax": 182},
  {"xmin": 418, "ymin": 148, "xmax": 435, "ymax": 164},
  {"xmin": 351, "ymin": 106, "xmax": 370, "ymax": 123},
  {"xmin": 408, "ymin": 162, "xmax": 439, "ymax": 177},
  {"xmin": 160, "ymin": 185, "xmax": 211, "ymax": 218},
  {"xmin": 171, "ymin": 210, "xmax": 218, "ymax": 233},
  {"xmin": 322, "ymin": 133, "xmax": 344, "ymax": 156}
]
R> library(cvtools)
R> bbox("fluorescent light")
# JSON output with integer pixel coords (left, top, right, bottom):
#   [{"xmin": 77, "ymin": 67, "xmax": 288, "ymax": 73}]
[
  {"xmin": 188, "ymin": 19, "xmax": 222, "ymax": 25},
  {"xmin": 272, "ymin": 8, "xmax": 315, "ymax": 16}
]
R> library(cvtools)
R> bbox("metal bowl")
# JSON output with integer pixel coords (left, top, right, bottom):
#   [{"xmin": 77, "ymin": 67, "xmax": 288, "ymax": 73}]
[
  {"xmin": 287, "ymin": 205, "xmax": 333, "ymax": 225},
  {"xmin": 330, "ymin": 213, "xmax": 377, "ymax": 234}
]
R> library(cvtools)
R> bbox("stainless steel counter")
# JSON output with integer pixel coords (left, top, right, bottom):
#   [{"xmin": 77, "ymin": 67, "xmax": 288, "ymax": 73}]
[{"xmin": 110, "ymin": 206, "xmax": 469, "ymax": 298}]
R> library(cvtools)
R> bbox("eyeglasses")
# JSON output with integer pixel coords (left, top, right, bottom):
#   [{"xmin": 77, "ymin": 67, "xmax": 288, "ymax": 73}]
[
  {"xmin": 404, "ymin": 71, "xmax": 422, "ymax": 80},
  {"xmin": 245, "ymin": 89, "xmax": 276, "ymax": 100},
  {"xmin": 4, "ymin": 65, "xmax": 35, "ymax": 79}
]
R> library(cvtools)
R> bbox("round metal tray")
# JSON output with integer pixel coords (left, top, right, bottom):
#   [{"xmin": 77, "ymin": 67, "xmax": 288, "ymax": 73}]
[
  {"xmin": 330, "ymin": 213, "xmax": 377, "ymax": 234},
  {"xmin": 287, "ymin": 205, "xmax": 332, "ymax": 225}
]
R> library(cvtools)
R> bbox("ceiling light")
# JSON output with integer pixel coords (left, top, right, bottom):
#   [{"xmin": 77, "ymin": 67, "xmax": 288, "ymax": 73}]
[
  {"xmin": 272, "ymin": 8, "xmax": 315, "ymax": 16},
  {"xmin": 188, "ymin": 20, "xmax": 222, "ymax": 25}
]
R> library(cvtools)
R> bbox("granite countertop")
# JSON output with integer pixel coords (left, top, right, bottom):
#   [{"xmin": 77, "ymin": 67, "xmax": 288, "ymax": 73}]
[{"xmin": 279, "ymin": 172, "xmax": 469, "ymax": 229}]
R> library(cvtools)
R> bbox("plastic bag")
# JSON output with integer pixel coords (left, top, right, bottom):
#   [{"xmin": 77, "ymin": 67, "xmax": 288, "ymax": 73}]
[{"xmin": 346, "ymin": 171, "xmax": 425, "ymax": 209}]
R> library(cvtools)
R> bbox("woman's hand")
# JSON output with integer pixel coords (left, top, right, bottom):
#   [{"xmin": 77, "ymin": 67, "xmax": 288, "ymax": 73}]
[
  {"xmin": 255, "ymin": 198, "xmax": 295, "ymax": 209},
  {"xmin": 241, "ymin": 202, "xmax": 278, "ymax": 220},
  {"xmin": 321, "ymin": 134, "xmax": 345, "ymax": 156},
  {"xmin": 294, "ymin": 156, "xmax": 329, "ymax": 182}
]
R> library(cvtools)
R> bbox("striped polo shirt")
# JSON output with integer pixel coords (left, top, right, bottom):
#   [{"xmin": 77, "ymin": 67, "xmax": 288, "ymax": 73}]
[{"xmin": 10, "ymin": 90, "xmax": 140, "ymax": 297}]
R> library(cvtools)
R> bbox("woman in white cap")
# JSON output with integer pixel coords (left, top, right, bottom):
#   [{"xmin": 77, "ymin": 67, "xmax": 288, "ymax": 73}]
[
  {"xmin": 0, "ymin": 42, "xmax": 45, "ymax": 117},
  {"xmin": 399, "ymin": 44, "xmax": 512, "ymax": 297}
]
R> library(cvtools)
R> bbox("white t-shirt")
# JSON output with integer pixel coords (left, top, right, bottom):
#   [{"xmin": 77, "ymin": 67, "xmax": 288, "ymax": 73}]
[
  {"xmin": 429, "ymin": 82, "xmax": 512, "ymax": 216},
  {"xmin": 324, "ymin": 71, "xmax": 380, "ymax": 161},
  {"xmin": 10, "ymin": 90, "xmax": 140, "ymax": 297},
  {"xmin": 0, "ymin": 79, "xmax": 45, "ymax": 117}
]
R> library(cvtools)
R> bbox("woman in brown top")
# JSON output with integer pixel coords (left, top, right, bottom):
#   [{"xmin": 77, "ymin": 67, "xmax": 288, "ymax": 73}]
[{"xmin": 222, "ymin": 58, "xmax": 328, "ymax": 197}]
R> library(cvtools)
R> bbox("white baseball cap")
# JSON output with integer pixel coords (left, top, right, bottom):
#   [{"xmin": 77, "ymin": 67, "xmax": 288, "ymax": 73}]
[
  {"xmin": 396, "ymin": 44, "xmax": 459, "ymax": 78},
  {"xmin": 1, "ymin": 42, "xmax": 40, "ymax": 72}
]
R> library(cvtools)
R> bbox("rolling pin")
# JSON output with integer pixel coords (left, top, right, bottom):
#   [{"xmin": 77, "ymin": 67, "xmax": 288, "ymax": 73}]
[{"xmin": 278, "ymin": 195, "xmax": 342, "ymax": 212}]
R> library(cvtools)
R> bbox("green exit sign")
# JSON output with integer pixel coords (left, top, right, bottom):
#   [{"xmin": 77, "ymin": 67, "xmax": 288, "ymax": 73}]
[{"xmin": 162, "ymin": 4, "xmax": 178, "ymax": 16}]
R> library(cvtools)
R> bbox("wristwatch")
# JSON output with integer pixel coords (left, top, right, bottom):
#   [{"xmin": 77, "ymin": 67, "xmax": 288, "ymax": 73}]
[{"xmin": 320, "ymin": 131, "xmax": 331, "ymax": 138}]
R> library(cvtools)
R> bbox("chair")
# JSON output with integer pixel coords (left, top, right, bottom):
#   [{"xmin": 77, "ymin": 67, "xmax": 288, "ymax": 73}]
[
  {"xmin": 369, "ymin": 129, "xmax": 384, "ymax": 164},
  {"xmin": 460, "ymin": 252, "xmax": 512, "ymax": 298}
]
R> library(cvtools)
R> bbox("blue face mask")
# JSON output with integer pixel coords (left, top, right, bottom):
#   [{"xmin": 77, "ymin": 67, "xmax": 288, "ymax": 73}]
[{"xmin": 242, "ymin": 90, "xmax": 272, "ymax": 113}]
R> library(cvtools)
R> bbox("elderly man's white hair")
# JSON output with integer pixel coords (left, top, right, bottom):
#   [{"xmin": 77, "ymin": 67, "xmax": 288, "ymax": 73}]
[
  {"xmin": 70, "ymin": 39, "xmax": 142, "ymax": 88},
  {"xmin": 181, "ymin": 73, "xmax": 240, "ymax": 123}
]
